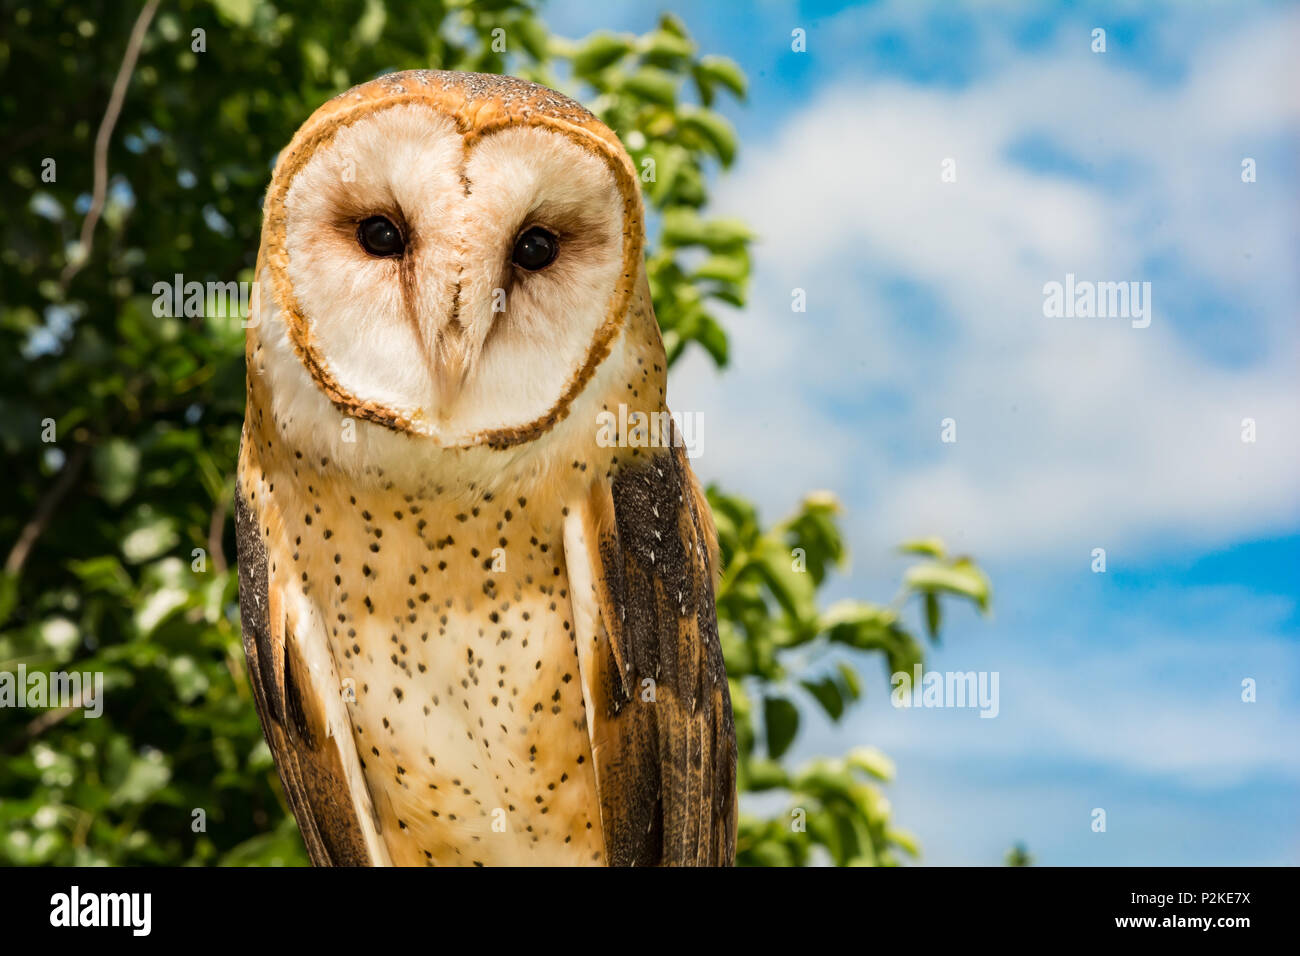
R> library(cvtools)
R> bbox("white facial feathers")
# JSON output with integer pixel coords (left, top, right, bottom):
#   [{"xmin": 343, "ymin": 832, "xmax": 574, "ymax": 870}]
[{"xmin": 276, "ymin": 103, "xmax": 626, "ymax": 443}]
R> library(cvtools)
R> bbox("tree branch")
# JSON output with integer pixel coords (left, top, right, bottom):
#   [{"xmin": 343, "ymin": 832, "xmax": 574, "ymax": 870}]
[
  {"xmin": 208, "ymin": 497, "xmax": 229, "ymax": 574},
  {"xmin": 5, "ymin": 444, "xmax": 90, "ymax": 576},
  {"xmin": 59, "ymin": 0, "xmax": 160, "ymax": 289}
]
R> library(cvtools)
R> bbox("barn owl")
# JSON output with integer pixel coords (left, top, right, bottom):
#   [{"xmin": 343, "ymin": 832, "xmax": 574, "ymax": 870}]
[{"xmin": 235, "ymin": 70, "xmax": 736, "ymax": 867}]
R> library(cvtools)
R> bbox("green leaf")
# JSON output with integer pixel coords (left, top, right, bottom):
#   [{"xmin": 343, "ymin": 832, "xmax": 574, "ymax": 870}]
[
  {"xmin": 924, "ymin": 591, "xmax": 941, "ymax": 640},
  {"xmin": 693, "ymin": 251, "xmax": 748, "ymax": 285},
  {"xmin": 898, "ymin": 536, "xmax": 946, "ymax": 558},
  {"xmin": 211, "ymin": 0, "xmax": 259, "ymax": 29},
  {"xmin": 763, "ymin": 695, "xmax": 799, "ymax": 759},
  {"xmin": 168, "ymin": 655, "xmax": 211, "ymax": 703},
  {"xmin": 1004, "ymin": 842, "xmax": 1034, "ymax": 866},
  {"xmin": 135, "ymin": 585, "xmax": 188, "ymax": 637},
  {"xmin": 68, "ymin": 556, "xmax": 133, "ymax": 596},
  {"xmin": 121, "ymin": 515, "xmax": 179, "ymax": 565},
  {"xmin": 572, "ymin": 32, "xmax": 634, "ymax": 76},
  {"xmin": 821, "ymin": 600, "xmax": 924, "ymax": 676},
  {"xmin": 821, "ymin": 600, "xmax": 897, "ymax": 639},
  {"xmin": 694, "ymin": 314, "xmax": 729, "ymax": 366},
  {"xmin": 756, "ymin": 537, "xmax": 818, "ymax": 626},
  {"xmin": 836, "ymin": 662, "xmax": 862, "ymax": 701},
  {"xmin": 300, "ymin": 39, "xmax": 329, "ymax": 79},
  {"xmin": 93, "ymin": 438, "xmax": 140, "ymax": 507},
  {"xmin": 904, "ymin": 557, "xmax": 992, "ymax": 612},
  {"xmin": 642, "ymin": 143, "xmax": 685, "ymax": 205},
  {"xmin": 622, "ymin": 67, "xmax": 678, "ymax": 107},
  {"xmin": 515, "ymin": 19, "xmax": 550, "ymax": 61},
  {"xmin": 0, "ymin": 573, "xmax": 15, "ymax": 626},
  {"xmin": 801, "ymin": 676, "xmax": 844, "ymax": 720},
  {"xmin": 656, "ymin": 11, "xmax": 691, "ymax": 39},
  {"xmin": 108, "ymin": 751, "xmax": 172, "ymax": 808},
  {"xmin": 660, "ymin": 209, "xmax": 753, "ymax": 251},
  {"xmin": 746, "ymin": 839, "xmax": 792, "ymax": 868},
  {"xmin": 744, "ymin": 758, "xmax": 790, "ymax": 791},
  {"xmin": 639, "ymin": 29, "xmax": 694, "ymax": 65},
  {"xmin": 355, "ymin": 0, "xmax": 386, "ymax": 46},
  {"xmin": 888, "ymin": 827, "xmax": 922, "ymax": 858},
  {"xmin": 695, "ymin": 55, "xmax": 747, "ymax": 98},
  {"xmin": 846, "ymin": 746, "xmax": 895, "ymax": 782}
]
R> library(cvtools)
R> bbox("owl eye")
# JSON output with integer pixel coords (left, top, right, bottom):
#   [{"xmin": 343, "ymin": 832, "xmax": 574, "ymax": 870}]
[
  {"xmin": 357, "ymin": 216, "xmax": 405, "ymax": 257},
  {"xmin": 512, "ymin": 226, "xmax": 559, "ymax": 271}
]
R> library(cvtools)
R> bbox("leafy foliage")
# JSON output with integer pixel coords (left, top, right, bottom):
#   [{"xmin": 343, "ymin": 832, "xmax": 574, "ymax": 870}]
[
  {"xmin": 0, "ymin": 0, "xmax": 989, "ymax": 865},
  {"xmin": 711, "ymin": 493, "xmax": 990, "ymax": 865},
  {"xmin": 1005, "ymin": 842, "xmax": 1034, "ymax": 867}
]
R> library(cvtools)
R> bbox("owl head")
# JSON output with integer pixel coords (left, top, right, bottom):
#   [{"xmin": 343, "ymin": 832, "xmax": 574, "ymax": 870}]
[{"xmin": 250, "ymin": 71, "xmax": 649, "ymax": 485}]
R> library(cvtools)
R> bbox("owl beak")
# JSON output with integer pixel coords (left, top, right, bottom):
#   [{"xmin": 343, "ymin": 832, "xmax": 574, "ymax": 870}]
[{"xmin": 432, "ymin": 331, "xmax": 471, "ymax": 415}]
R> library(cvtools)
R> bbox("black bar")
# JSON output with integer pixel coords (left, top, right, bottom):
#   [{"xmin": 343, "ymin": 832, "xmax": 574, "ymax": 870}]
[{"xmin": 0, "ymin": 865, "xmax": 1278, "ymax": 942}]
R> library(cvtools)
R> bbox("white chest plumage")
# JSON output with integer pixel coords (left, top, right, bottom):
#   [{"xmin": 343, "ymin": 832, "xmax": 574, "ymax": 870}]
[{"xmin": 253, "ymin": 459, "xmax": 604, "ymax": 866}]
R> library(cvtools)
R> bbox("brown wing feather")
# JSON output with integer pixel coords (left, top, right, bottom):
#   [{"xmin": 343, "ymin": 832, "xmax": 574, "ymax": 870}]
[
  {"xmin": 235, "ymin": 470, "xmax": 375, "ymax": 867},
  {"xmin": 569, "ymin": 440, "xmax": 737, "ymax": 866}
]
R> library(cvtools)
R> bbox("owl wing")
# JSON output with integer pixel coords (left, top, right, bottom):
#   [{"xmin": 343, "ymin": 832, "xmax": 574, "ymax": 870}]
[
  {"xmin": 235, "ymin": 446, "xmax": 387, "ymax": 866},
  {"xmin": 564, "ymin": 438, "xmax": 738, "ymax": 866}
]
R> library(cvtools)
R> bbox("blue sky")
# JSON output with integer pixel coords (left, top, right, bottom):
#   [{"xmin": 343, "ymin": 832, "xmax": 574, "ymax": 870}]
[{"xmin": 547, "ymin": 0, "xmax": 1300, "ymax": 864}]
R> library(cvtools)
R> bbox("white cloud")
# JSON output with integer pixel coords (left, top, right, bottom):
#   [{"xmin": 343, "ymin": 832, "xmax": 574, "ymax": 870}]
[
  {"xmin": 674, "ymin": 8, "xmax": 1300, "ymax": 561},
  {"xmin": 880, "ymin": 629, "xmax": 1298, "ymax": 784},
  {"xmin": 786, "ymin": 577, "xmax": 1300, "ymax": 781}
]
